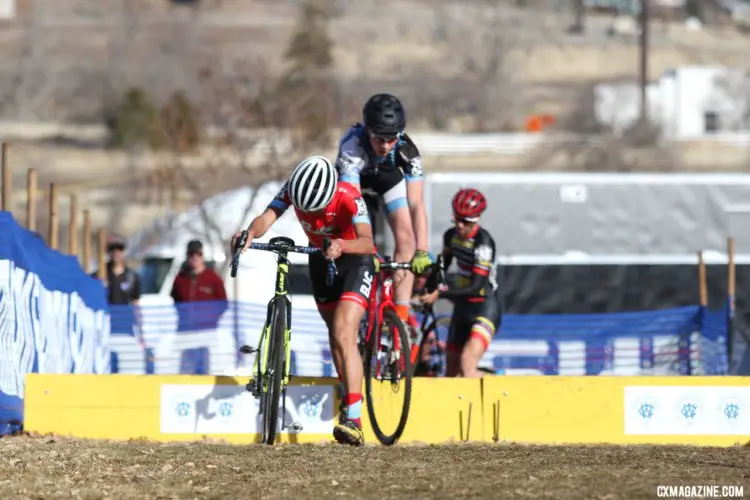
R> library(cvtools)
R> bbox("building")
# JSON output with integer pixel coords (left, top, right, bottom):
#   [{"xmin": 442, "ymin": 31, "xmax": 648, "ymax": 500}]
[{"xmin": 595, "ymin": 66, "xmax": 750, "ymax": 139}]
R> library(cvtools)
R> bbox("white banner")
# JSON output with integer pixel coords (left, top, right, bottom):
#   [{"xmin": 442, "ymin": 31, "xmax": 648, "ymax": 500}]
[
  {"xmin": 624, "ymin": 386, "xmax": 750, "ymax": 435},
  {"xmin": 160, "ymin": 383, "xmax": 335, "ymax": 435}
]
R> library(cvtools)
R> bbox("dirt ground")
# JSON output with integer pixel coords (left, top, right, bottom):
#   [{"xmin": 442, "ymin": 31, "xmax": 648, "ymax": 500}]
[{"xmin": 0, "ymin": 436, "xmax": 748, "ymax": 499}]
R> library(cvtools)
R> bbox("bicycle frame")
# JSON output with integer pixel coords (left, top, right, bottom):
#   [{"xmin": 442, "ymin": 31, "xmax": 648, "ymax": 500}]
[
  {"xmin": 253, "ymin": 251, "xmax": 293, "ymax": 391},
  {"xmin": 361, "ymin": 254, "xmax": 409, "ymax": 377}
]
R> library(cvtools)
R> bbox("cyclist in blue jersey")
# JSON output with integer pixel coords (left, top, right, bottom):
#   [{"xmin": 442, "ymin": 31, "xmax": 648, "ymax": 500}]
[{"xmin": 335, "ymin": 93, "xmax": 433, "ymax": 326}]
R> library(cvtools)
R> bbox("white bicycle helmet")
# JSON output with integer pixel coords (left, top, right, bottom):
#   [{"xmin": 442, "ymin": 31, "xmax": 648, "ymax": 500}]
[{"xmin": 287, "ymin": 155, "xmax": 338, "ymax": 212}]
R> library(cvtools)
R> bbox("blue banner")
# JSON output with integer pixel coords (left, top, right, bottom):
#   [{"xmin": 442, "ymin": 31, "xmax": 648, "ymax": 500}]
[{"xmin": 0, "ymin": 212, "xmax": 110, "ymax": 435}]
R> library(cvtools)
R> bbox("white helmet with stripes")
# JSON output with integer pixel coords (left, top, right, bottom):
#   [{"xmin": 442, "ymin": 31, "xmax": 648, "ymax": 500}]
[{"xmin": 288, "ymin": 155, "xmax": 338, "ymax": 212}]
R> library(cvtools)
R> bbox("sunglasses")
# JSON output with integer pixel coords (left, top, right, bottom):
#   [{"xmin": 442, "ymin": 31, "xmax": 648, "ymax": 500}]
[
  {"xmin": 368, "ymin": 130, "xmax": 399, "ymax": 143},
  {"xmin": 452, "ymin": 216, "xmax": 479, "ymax": 225}
]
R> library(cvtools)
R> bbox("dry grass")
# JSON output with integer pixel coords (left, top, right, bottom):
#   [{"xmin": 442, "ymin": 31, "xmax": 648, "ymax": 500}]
[{"xmin": 0, "ymin": 435, "xmax": 748, "ymax": 499}]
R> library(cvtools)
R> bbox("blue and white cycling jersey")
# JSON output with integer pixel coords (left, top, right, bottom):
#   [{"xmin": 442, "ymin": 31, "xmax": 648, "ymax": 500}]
[{"xmin": 335, "ymin": 124, "xmax": 424, "ymax": 186}]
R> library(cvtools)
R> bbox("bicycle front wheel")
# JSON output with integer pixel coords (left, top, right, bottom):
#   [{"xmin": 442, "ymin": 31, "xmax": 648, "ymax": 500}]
[
  {"xmin": 260, "ymin": 300, "xmax": 286, "ymax": 445},
  {"xmin": 363, "ymin": 308, "xmax": 412, "ymax": 446}
]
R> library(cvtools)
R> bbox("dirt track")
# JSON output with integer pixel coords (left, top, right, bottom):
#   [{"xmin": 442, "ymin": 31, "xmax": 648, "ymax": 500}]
[{"xmin": 1, "ymin": 436, "xmax": 748, "ymax": 499}]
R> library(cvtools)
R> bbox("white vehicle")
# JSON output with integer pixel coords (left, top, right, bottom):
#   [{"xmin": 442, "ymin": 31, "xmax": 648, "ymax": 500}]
[{"xmin": 127, "ymin": 182, "xmax": 318, "ymax": 310}]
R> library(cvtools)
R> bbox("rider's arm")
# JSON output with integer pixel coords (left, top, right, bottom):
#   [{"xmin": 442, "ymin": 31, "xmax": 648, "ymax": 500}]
[
  {"xmin": 246, "ymin": 207, "xmax": 279, "ymax": 239},
  {"xmin": 337, "ymin": 191, "xmax": 374, "ymax": 255},
  {"xmin": 400, "ymin": 136, "xmax": 429, "ymax": 251},
  {"xmin": 438, "ymin": 272, "xmax": 488, "ymax": 300},
  {"xmin": 438, "ymin": 232, "xmax": 494, "ymax": 300},
  {"xmin": 342, "ymin": 222, "xmax": 374, "ymax": 255},
  {"xmin": 245, "ymin": 183, "xmax": 288, "ymax": 238},
  {"xmin": 441, "ymin": 229, "xmax": 454, "ymax": 269},
  {"xmin": 406, "ymin": 180, "xmax": 429, "ymax": 252}
]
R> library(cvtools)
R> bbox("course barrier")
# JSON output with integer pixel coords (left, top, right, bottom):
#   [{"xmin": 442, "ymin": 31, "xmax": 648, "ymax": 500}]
[
  {"xmin": 0, "ymin": 212, "xmax": 110, "ymax": 435},
  {"xmin": 24, "ymin": 374, "xmax": 750, "ymax": 446},
  {"xmin": 109, "ymin": 301, "xmax": 729, "ymax": 377}
]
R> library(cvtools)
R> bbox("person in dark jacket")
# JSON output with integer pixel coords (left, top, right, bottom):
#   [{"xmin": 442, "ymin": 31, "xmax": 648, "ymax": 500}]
[
  {"xmin": 170, "ymin": 240, "xmax": 228, "ymax": 332},
  {"xmin": 92, "ymin": 236, "xmax": 144, "ymax": 349}
]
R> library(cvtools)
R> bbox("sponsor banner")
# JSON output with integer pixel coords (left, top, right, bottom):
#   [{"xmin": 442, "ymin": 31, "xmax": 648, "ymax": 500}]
[
  {"xmin": 624, "ymin": 386, "xmax": 750, "ymax": 435},
  {"xmin": 160, "ymin": 383, "xmax": 335, "ymax": 435},
  {"xmin": 0, "ymin": 212, "xmax": 109, "ymax": 435}
]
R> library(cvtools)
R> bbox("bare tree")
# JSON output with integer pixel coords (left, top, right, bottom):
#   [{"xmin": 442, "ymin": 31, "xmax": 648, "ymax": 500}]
[
  {"xmin": 145, "ymin": 60, "xmax": 296, "ymax": 274},
  {"xmin": 713, "ymin": 70, "xmax": 750, "ymax": 133},
  {"xmin": 419, "ymin": 0, "xmax": 524, "ymax": 132}
]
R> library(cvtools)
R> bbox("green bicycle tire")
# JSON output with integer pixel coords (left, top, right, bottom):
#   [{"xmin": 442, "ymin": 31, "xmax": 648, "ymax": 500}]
[{"xmin": 260, "ymin": 299, "xmax": 287, "ymax": 445}]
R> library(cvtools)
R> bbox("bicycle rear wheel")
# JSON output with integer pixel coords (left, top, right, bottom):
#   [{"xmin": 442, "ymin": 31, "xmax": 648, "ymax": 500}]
[
  {"xmin": 260, "ymin": 300, "xmax": 286, "ymax": 445},
  {"xmin": 363, "ymin": 308, "xmax": 412, "ymax": 445}
]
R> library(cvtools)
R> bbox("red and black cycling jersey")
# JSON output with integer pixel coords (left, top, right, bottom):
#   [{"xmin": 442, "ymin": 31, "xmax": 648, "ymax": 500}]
[
  {"xmin": 440, "ymin": 225, "xmax": 499, "ymax": 303},
  {"xmin": 267, "ymin": 181, "xmax": 371, "ymax": 248}
]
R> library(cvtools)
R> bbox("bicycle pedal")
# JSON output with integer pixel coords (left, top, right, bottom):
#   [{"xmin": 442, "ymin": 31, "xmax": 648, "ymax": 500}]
[
  {"xmin": 239, "ymin": 345, "xmax": 256, "ymax": 354},
  {"xmin": 246, "ymin": 381, "xmax": 260, "ymax": 397}
]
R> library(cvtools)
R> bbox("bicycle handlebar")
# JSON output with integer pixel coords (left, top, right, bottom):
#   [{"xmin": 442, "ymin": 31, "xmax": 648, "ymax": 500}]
[{"xmin": 231, "ymin": 230, "xmax": 336, "ymax": 286}]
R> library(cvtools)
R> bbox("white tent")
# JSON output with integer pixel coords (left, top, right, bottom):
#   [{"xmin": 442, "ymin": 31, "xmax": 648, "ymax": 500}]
[{"xmin": 127, "ymin": 181, "xmax": 315, "ymax": 307}]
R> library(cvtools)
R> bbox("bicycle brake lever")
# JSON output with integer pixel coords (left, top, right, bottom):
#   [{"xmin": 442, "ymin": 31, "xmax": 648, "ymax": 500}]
[
  {"xmin": 230, "ymin": 230, "xmax": 249, "ymax": 278},
  {"xmin": 322, "ymin": 239, "xmax": 337, "ymax": 287}
]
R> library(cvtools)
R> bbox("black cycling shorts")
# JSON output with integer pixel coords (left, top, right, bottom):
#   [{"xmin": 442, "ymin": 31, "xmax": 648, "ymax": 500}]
[
  {"xmin": 309, "ymin": 252, "xmax": 375, "ymax": 311},
  {"xmin": 447, "ymin": 299, "xmax": 502, "ymax": 353},
  {"xmin": 359, "ymin": 165, "xmax": 408, "ymax": 216}
]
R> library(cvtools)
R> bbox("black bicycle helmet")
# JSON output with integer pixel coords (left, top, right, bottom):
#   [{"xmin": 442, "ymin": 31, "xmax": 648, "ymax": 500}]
[{"xmin": 362, "ymin": 93, "xmax": 406, "ymax": 137}]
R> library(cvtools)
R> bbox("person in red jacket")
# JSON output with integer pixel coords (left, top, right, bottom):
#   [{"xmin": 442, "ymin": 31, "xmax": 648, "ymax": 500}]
[
  {"xmin": 170, "ymin": 240, "xmax": 228, "ymax": 331},
  {"xmin": 171, "ymin": 240, "xmax": 227, "ymax": 303}
]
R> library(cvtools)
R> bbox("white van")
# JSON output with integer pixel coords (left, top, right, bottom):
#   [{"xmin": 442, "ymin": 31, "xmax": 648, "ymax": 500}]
[{"xmin": 128, "ymin": 182, "xmax": 318, "ymax": 310}]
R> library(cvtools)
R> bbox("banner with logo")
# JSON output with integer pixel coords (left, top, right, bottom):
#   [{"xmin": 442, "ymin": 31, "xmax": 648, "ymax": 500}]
[{"xmin": 0, "ymin": 212, "xmax": 110, "ymax": 435}]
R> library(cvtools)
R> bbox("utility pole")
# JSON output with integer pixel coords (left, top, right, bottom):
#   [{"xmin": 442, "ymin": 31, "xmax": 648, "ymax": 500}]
[{"xmin": 639, "ymin": 0, "xmax": 649, "ymax": 123}]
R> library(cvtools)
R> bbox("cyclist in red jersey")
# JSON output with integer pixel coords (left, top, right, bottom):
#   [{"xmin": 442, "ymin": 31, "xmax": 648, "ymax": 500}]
[{"xmin": 233, "ymin": 155, "xmax": 372, "ymax": 446}]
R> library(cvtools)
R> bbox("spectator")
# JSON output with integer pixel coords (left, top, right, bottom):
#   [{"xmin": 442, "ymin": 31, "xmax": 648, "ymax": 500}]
[
  {"xmin": 170, "ymin": 240, "xmax": 227, "ymax": 303},
  {"xmin": 91, "ymin": 236, "xmax": 143, "ymax": 349},
  {"xmin": 170, "ymin": 240, "xmax": 228, "ymax": 332},
  {"xmin": 93, "ymin": 236, "xmax": 142, "ymax": 306}
]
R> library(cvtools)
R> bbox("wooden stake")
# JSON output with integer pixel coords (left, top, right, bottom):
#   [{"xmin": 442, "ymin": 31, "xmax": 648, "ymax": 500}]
[
  {"xmin": 68, "ymin": 194, "xmax": 79, "ymax": 256},
  {"xmin": 1, "ymin": 143, "xmax": 10, "ymax": 211},
  {"xmin": 48, "ymin": 183, "xmax": 59, "ymax": 250},
  {"xmin": 697, "ymin": 250, "xmax": 707, "ymax": 307},
  {"xmin": 26, "ymin": 168, "xmax": 37, "ymax": 231},
  {"xmin": 728, "ymin": 238, "xmax": 735, "ymax": 301},
  {"xmin": 83, "ymin": 209, "xmax": 92, "ymax": 273},
  {"xmin": 727, "ymin": 237, "xmax": 736, "ymax": 366},
  {"xmin": 97, "ymin": 228, "xmax": 107, "ymax": 281}
]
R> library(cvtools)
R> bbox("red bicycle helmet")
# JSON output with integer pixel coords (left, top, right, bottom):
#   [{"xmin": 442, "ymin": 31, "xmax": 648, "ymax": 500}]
[{"xmin": 452, "ymin": 188, "xmax": 487, "ymax": 220}]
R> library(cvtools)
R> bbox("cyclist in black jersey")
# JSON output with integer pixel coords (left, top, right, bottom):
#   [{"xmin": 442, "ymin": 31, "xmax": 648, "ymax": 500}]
[{"xmin": 418, "ymin": 188, "xmax": 502, "ymax": 377}]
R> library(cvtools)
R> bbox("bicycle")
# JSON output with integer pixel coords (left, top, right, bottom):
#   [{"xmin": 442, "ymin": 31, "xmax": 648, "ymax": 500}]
[
  {"xmin": 410, "ymin": 303, "xmax": 451, "ymax": 377},
  {"xmin": 231, "ymin": 231, "xmax": 335, "ymax": 445},
  {"xmin": 357, "ymin": 252, "xmax": 416, "ymax": 446},
  {"xmin": 409, "ymin": 255, "xmax": 450, "ymax": 377}
]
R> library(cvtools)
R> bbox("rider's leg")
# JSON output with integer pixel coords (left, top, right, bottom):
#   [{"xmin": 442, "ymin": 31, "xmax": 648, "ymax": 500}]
[
  {"xmin": 331, "ymin": 256, "xmax": 374, "ymax": 446},
  {"xmin": 315, "ymin": 304, "xmax": 341, "ymax": 378},
  {"xmin": 444, "ymin": 315, "xmax": 465, "ymax": 377},
  {"xmin": 460, "ymin": 316, "xmax": 495, "ymax": 377},
  {"xmin": 331, "ymin": 298, "xmax": 366, "ymax": 425},
  {"xmin": 386, "ymin": 205, "xmax": 416, "ymax": 321},
  {"xmin": 309, "ymin": 252, "xmax": 345, "ymax": 382},
  {"xmin": 445, "ymin": 347, "xmax": 461, "ymax": 377},
  {"xmin": 364, "ymin": 174, "xmax": 415, "ymax": 322}
]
